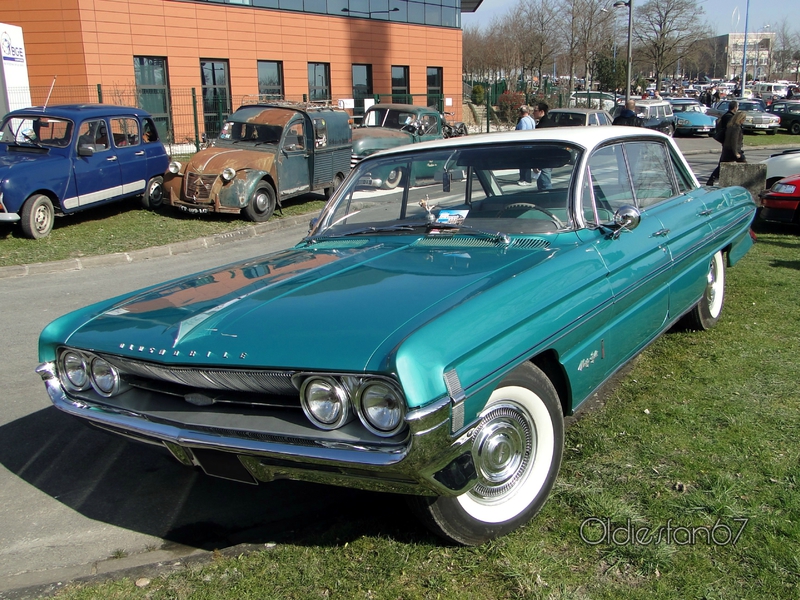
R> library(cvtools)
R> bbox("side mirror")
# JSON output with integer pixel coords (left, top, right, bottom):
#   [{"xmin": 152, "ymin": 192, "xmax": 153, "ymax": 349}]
[
  {"xmin": 612, "ymin": 205, "xmax": 641, "ymax": 235},
  {"xmin": 308, "ymin": 217, "xmax": 318, "ymax": 233},
  {"xmin": 78, "ymin": 144, "xmax": 94, "ymax": 157}
]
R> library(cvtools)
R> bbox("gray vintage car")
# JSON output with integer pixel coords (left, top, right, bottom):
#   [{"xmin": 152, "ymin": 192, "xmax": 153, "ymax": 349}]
[{"xmin": 163, "ymin": 104, "xmax": 351, "ymax": 221}]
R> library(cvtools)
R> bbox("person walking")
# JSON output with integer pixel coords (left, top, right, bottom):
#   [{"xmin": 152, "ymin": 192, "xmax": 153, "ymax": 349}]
[
  {"xmin": 612, "ymin": 100, "xmax": 642, "ymax": 126},
  {"xmin": 516, "ymin": 105, "xmax": 536, "ymax": 185},
  {"xmin": 720, "ymin": 111, "xmax": 747, "ymax": 165},
  {"xmin": 706, "ymin": 100, "xmax": 738, "ymax": 186},
  {"xmin": 532, "ymin": 102, "xmax": 553, "ymax": 190}
]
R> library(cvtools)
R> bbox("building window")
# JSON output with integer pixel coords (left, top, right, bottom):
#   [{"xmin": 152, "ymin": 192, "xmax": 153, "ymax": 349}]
[
  {"xmin": 134, "ymin": 56, "xmax": 171, "ymax": 142},
  {"xmin": 392, "ymin": 65, "xmax": 409, "ymax": 104},
  {"xmin": 258, "ymin": 61, "xmax": 284, "ymax": 100},
  {"xmin": 427, "ymin": 66, "xmax": 442, "ymax": 111},
  {"xmin": 352, "ymin": 64, "xmax": 373, "ymax": 119},
  {"xmin": 308, "ymin": 62, "xmax": 331, "ymax": 101},
  {"xmin": 200, "ymin": 60, "xmax": 231, "ymax": 137}
]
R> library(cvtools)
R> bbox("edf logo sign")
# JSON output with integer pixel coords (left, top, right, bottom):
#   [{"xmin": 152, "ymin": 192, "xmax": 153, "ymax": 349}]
[{"xmin": 1, "ymin": 32, "xmax": 25, "ymax": 63}]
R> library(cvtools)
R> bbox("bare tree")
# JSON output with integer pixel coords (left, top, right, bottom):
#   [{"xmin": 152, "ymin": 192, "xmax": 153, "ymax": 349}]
[
  {"xmin": 771, "ymin": 18, "xmax": 800, "ymax": 80},
  {"xmin": 517, "ymin": 0, "xmax": 563, "ymax": 92},
  {"xmin": 634, "ymin": 0, "xmax": 710, "ymax": 89}
]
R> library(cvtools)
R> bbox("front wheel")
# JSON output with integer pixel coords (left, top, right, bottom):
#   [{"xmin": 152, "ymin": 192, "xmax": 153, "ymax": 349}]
[
  {"xmin": 140, "ymin": 176, "xmax": 164, "ymax": 209},
  {"xmin": 664, "ymin": 124, "xmax": 675, "ymax": 137},
  {"xmin": 243, "ymin": 182, "xmax": 276, "ymax": 222},
  {"xmin": 408, "ymin": 362, "xmax": 564, "ymax": 545},
  {"xmin": 20, "ymin": 194, "xmax": 55, "ymax": 239},
  {"xmin": 382, "ymin": 167, "xmax": 405, "ymax": 190},
  {"xmin": 683, "ymin": 250, "xmax": 726, "ymax": 330}
]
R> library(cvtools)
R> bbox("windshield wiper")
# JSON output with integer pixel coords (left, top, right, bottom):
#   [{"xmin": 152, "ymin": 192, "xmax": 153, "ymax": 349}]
[{"xmin": 427, "ymin": 222, "xmax": 511, "ymax": 245}]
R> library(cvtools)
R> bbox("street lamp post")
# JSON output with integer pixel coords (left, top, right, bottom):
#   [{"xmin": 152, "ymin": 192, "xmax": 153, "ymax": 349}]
[{"xmin": 613, "ymin": 0, "xmax": 633, "ymax": 106}]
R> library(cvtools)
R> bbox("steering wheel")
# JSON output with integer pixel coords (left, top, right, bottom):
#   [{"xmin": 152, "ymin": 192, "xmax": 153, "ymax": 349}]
[
  {"xmin": 497, "ymin": 203, "xmax": 564, "ymax": 228},
  {"xmin": 400, "ymin": 120, "xmax": 420, "ymax": 133}
]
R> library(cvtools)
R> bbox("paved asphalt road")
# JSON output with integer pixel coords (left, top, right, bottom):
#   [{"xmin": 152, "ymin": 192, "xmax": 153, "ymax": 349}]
[{"xmin": 0, "ymin": 136, "xmax": 793, "ymax": 597}]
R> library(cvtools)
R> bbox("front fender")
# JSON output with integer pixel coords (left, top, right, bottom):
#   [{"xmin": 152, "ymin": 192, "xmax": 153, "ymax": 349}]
[{"xmin": 216, "ymin": 170, "xmax": 270, "ymax": 209}]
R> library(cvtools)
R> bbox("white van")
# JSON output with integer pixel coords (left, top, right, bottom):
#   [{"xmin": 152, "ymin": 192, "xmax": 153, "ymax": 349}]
[{"xmin": 753, "ymin": 82, "xmax": 789, "ymax": 98}]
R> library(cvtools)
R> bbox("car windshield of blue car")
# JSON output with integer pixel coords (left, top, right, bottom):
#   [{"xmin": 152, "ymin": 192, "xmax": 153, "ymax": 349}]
[
  {"xmin": 312, "ymin": 143, "xmax": 581, "ymax": 238},
  {"xmin": 0, "ymin": 116, "xmax": 73, "ymax": 148}
]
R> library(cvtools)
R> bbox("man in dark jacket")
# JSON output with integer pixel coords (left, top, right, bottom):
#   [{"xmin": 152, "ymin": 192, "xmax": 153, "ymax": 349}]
[
  {"xmin": 612, "ymin": 100, "xmax": 642, "ymax": 126},
  {"xmin": 707, "ymin": 101, "xmax": 738, "ymax": 186}
]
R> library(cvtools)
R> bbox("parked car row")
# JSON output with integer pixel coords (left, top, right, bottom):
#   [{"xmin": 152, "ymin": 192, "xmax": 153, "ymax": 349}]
[{"xmin": 0, "ymin": 101, "xmax": 456, "ymax": 239}]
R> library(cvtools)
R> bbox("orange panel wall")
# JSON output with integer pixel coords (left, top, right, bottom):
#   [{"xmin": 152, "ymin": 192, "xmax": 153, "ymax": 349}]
[{"xmin": 1, "ymin": 0, "xmax": 463, "ymax": 119}]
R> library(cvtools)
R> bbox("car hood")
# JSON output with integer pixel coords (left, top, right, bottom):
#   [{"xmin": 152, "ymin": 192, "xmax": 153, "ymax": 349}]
[
  {"xmin": 352, "ymin": 128, "xmax": 415, "ymax": 157},
  {"xmin": 0, "ymin": 147, "xmax": 60, "ymax": 169},
  {"xmin": 51, "ymin": 237, "xmax": 556, "ymax": 374},
  {"xmin": 185, "ymin": 145, "xmax": 276, "ymax": 173}
]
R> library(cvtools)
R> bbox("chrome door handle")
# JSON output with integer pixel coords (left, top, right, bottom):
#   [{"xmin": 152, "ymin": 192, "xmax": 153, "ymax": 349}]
[
  {"xmin": 135, "ymin": 151, "xmax": 145, "ymax": 156},
  {"xmin": 106, "ymin": 156, "xmax": 118, "ymax": 161},
  {"xmin": 699, "ymin": 209, "xmax": 714, "ymax": 216},
  {"xmin": 653, "ymin": 228, "xmax": 670, "ymax": 237}
]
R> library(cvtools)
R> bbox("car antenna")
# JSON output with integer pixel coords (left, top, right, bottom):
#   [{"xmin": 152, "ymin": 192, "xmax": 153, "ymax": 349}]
[{"xmin": 43, "ymin": 76, "xmax": 57, "ymax": 110}]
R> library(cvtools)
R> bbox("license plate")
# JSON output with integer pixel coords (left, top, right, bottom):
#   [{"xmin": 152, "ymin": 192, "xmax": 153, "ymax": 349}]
[
  {"xmin": 699, "ymin": 127, "xmax": 710, "ymax": 132},
  {"xmin": 755, "ymin": 124, "xmax": 768, "ymax": 128}
]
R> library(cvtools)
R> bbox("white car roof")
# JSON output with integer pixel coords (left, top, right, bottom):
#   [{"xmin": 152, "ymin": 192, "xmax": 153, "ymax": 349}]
[{"xmin": 372, "ymin": 126, "xmax": 676, "ymax": 158}]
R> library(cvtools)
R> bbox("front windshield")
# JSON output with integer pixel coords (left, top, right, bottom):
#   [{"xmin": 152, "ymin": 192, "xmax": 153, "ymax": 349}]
[
  {"xmin": 362, "ymin": 108, "xmax": 417, "ymax": 129},
  {"xmin": 0, "ymin": 115, "xmax": 73, "ymax": 147},
  {"xmin": 218, "ymin": 120, "xmax": 283, "ymax": 143},
  {"xmin": 310, "ymin": 142, "xmax": 581, "ymax": 239},
  {"xmin": 739, "ymin": 101, "xmax": 764, "ymax": 112}
]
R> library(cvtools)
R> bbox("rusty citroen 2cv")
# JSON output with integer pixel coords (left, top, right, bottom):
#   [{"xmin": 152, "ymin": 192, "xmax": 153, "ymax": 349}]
[{"xmin": 163, "ymin": 104, "xmax": 351, "ymax": 222}]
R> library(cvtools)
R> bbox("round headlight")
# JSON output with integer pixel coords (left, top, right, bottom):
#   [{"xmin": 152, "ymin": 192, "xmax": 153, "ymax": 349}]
[
  {"xmin": 90, "ymin": 357, "xmax": 119, "ymax": 396},
  {"xmin": 61, "ymin": 351, "xmax": 90, "ymax": 391},
  {"xmin": 356, "ymin": 380, "xmax": 406, "ymax": 437},
  {"xmin": 221, "ymin": 167, "xmax": 236, "ymax": 181},
  {"xmin": 168, "ymin": 161, "xmax": 182, "ymax": 174},
  {"xmin": 300, "ymin": 377, "xmax": 352, "ymax": 430}
]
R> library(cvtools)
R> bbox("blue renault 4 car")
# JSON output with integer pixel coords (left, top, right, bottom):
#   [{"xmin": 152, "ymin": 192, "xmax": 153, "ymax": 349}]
[{"xmin": 0, "ymin": 104, "xmax": 169, "ymax": 238}]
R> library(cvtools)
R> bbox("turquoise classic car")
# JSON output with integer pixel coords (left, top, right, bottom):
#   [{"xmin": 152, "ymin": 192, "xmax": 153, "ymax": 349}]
[{"xmin": 36, "ymin": 128, "xmax": 756, "ymax": 545}]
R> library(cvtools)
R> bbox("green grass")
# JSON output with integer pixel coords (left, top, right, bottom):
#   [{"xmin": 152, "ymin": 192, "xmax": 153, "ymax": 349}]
[
  {"xmin": 0, "ymin": 195, "xmax": 327, "ymax": 268},
  {"xmin": 743, "ymin": 131, "xmax": 797, "ymax": 146},
  {"xmin": 48, "ymin": 223, "xmax": 800, "ymax": 599}
]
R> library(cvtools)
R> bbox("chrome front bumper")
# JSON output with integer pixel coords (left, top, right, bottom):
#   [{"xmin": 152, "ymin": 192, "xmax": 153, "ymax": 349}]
[{"xmin": 37, "ymin": 362, "xmax": 479, "ymax": 497}]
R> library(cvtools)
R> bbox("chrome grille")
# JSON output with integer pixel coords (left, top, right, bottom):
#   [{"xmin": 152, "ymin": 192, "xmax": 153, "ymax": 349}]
[
  {"xmin": 350, "ymin": 154, "xmax": 361, "ymax": 169},
  {"xmin": 184, "ymin": 172, "xmax": 217, "ymax": 201},
  {"xmin": 100, "ymin": 354, "xmax": 297, "ymax": 395}
]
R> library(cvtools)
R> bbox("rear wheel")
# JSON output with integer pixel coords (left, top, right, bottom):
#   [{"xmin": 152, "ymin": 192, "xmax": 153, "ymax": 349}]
[
  {"xmin": 664, "ymin": 124, "xmax": 675, "ymax": 137},
  {"xmin": 683, "ymin": 250, "xmax": 725, "ymax": 330},
  {"xmin": 20, "ymin": 194, "xmax": 54, "ymax": 239},
  {"xmin": 791, "ymin": 122, "xmax": 800, "ymax": 135},
  {"xmin": 140, "ymin": 176, "xmax": 164, "ymax": 209},
  {"xmin": 243, "ymin": 182, "xmax": 276, "ymax": 222},
  {"xmin": 408, "ymin": 362, "xmax": 563, "ymax": 545}
]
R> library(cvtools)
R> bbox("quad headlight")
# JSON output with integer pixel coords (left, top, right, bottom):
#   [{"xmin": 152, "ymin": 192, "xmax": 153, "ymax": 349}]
[
  {"xmin": 57, "ymin": 349, "xmax": 124, "ymax": 397},
  {"xmin": 355, "ymin": 380, "xmax": 406, "ymax": 437},
  {"xmin": 61, "ymin": 350, "xmax": 90, "ymax": 391},
  {"xmin": 300, "ymin": 376, "xmax": 353, "ymax": 430},
  {"xmin": 90, "ymin": 356, "xmax": 120, "ymax": 396},
  {"xmin": 297, "ymin": 374, "xmax": 407, "ymax": 436}
]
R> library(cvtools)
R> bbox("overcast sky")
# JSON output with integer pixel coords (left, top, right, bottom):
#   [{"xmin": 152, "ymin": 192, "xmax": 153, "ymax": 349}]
[{"xmin": 462, "ymin": 0, "xmax": 795, "ymax": 35}]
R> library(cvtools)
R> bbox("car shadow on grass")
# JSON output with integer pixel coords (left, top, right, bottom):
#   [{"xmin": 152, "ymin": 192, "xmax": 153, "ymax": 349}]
[{"xmin": 0, "ymin": 406, "xmax": 430, "ymax": 552}]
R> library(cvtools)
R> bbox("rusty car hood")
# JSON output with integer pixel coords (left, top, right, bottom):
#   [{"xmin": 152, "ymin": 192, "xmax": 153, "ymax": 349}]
[{"xmin": 185, "ymin": 145, "xmax": 276, "ymax": 173}]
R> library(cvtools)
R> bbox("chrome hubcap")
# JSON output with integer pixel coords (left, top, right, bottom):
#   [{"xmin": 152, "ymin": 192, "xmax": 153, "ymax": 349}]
[
  {"xmin": 470, "ymin": 404, "xmax": 534, "ymax": 499},
  {"xmin": 254, "ymin": 192, "xmax": 269, "ymax": 212}
]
